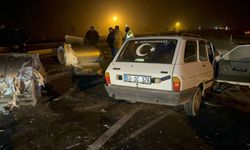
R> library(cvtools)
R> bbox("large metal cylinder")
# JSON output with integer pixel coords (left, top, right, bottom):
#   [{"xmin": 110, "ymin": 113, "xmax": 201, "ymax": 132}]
[
  {"xmin": 58, "ymin": 44, "xmax": 102, "ymax": 65},
  {"xmin": 65, "ymin": 35, "xmax": 84, "ymax": 45},
  {"xmin": 71, "ymin": 45, "xmax": 102, "ymax": 64},
  {"xmin": 57, "ymin": 35, "xmax": 103, "ymax": 75}
]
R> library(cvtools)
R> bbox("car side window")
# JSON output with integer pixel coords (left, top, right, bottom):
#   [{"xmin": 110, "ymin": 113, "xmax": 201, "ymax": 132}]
[
  {"xmin": 199, "ymin": 41, "xmax": 208, "ymax": 61},
  {"xmin": 206, "ymin": 43, "xmax": 214, "ymax": 63},
  {"xmin": 184, "ymin": 41, "xmax": 197, "ymax": 63}
]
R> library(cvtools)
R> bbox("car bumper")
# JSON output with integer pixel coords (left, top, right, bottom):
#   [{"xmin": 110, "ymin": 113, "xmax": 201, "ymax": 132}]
[{"xmin": 105, "ymin": 84, "xmax": 195, "ymax": 106}]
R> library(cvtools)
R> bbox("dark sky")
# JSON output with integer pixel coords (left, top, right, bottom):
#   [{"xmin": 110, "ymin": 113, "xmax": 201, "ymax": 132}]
[{"xmin": 1, "ymin": 0, "xmax": 250, "ymax": 38}]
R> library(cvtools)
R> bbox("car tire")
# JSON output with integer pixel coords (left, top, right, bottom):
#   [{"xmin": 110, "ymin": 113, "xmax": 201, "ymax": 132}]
[{"xmin": 184, "ymin": 87, "xmax": 202, "ymax": 116}]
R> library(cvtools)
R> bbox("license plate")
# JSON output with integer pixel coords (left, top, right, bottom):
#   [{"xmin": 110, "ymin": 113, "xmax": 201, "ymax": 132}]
[{"xmin": 124, "ymin": 74, "xmax": 151, "ymax": 84}]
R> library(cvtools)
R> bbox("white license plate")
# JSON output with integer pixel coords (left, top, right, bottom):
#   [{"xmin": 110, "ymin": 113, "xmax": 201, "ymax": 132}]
[{"xmin": 124, "ymin": 74, "xmax": 151, "ymax": 84}]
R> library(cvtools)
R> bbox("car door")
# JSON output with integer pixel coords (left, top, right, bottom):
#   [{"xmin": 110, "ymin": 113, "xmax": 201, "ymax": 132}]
[
  {"xmin": 179, "ymin": 40, "xmax": 202, "ymax": 90},
  {"xmin": 215, "ymin": 45, "xmax": 250, "ymax": 86},
  {"xmin": 198, "ymin": 41, "xmax": 214, "ymax": 88}
]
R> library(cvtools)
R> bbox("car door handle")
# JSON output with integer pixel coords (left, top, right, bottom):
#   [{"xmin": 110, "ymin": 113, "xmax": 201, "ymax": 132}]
[
  {"xmin": 233, "ymin": 67, "xmax": 247, "ymax": 72},
  {"xmin": 113, "ymin": 68, "xmax": 120, "ymax": 70},
  {"xmin": 160, "ymin": 71, "xmax": 168, "ymax": 74}
]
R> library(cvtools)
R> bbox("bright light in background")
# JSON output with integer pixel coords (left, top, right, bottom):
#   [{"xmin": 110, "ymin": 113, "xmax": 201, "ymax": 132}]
[
  {"xmin": 110, "ymin": 15, "xmax": 123, "ymax": 28},
  {"xmin": 113, "ymin": 16, "xmax": 117, "ymax": 22},
  {"xmin": 175, "ymin": 22, "xmax": 180, "ymax": 27},
  {"xmin": 175, "ymin": 22, "xmax": 181, "ymax": 31}
]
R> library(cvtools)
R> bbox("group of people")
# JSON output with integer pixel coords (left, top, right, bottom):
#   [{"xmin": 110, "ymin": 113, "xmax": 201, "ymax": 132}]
[
  {"xmin": 84, "ymin": 25, "xmax": 134, "ymax": 58},
  {"xmin": 107, "ymin": 25, "xmax": 134, "ymax": 58}
]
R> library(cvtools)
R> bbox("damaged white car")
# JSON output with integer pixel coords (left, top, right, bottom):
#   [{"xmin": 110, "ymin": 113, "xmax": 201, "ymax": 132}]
[
  {"xmin": 105, "ymin": 35, "xmax": 215, "ymax": 116},
  {"xmin": 0, "ymin": 54, "xmax": 45, "ymax": 114},
  {"xmin": 215, "ymin": 45, "xmax": 250, "ymax": 88},
  {"xmin": 57, "ymin": 35, "xmax": 103, "ymax": 76}
]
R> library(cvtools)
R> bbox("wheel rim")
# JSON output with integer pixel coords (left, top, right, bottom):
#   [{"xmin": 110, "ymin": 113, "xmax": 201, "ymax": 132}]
[{"xmin": 193, "ymin": 88, "xmax": 202, "ymax": 115}]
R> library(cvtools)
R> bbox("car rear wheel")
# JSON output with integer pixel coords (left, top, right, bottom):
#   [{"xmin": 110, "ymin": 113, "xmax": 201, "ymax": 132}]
[{"xmin": 184, "ymin": 87, "xmax": 202, "ymax": 116}]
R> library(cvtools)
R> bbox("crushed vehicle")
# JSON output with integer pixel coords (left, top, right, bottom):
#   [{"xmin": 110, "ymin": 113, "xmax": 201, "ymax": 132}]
[
  {"xmin": 105, "ymin": 35, "xmax": 216, "ymax": 116},
  {"xmin": 214, "ymin": 45, "xmax": 250, "ymax": 88},
  {"xmin": 0, "ymin": 54, "xmax": 45, "ymax": 114},
  {"xmin": 57, "ymin": 35, "xmax": 103, "ymax": 76}
]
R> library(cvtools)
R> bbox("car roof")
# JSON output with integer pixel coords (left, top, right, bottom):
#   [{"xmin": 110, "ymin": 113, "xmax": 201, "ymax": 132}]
[{"xmin": 131, "ymin": 36, "xmax": 207, "ymax": 41}]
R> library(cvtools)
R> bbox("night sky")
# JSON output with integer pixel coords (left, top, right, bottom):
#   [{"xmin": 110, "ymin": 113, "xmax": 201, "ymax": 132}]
[{"xmin": 1, "ymin": 0, "xmax": 249, "ymax": 39}]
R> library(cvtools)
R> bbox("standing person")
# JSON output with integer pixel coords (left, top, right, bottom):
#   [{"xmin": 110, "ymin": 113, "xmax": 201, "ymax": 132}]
[
  {"xmin": 114, "ymin": 25, "xmax": 123, "ymax": 53},
  {"xmin": 125, "ymin": 26, "xmax": 134, "ymax": 40},
  {"xmin": 85, "ymin": 26, "xmax": 99, "ymax": 45},
  {"xmin": 106, "ymin": 27, "xmax": 115, "ymax": 58}
]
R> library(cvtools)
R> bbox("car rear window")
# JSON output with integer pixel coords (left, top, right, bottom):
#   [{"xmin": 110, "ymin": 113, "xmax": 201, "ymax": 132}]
[{"xmin": 116, "ymin": 39, "xmax": 177, "ymax": 64}]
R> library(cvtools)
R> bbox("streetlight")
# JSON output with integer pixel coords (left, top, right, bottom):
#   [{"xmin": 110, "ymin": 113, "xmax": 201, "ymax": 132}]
[
  {"xmin": 175, "ymin": 22, "xmax": 180, "ymax": 32},
  {"xmin": 176, "ymin": 22, "xmax": 180, "ymax": 27},
  {"xmin": 112, "ymin": 16, "xmax": 118, "ymax": 26},
  {"xmin": 113, "ymin": 16, "xmax": 117, "ymax": 22}
]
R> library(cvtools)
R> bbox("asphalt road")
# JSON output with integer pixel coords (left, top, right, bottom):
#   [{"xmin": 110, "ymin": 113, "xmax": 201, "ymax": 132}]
[{"xmin": 0, "ymin": 48, "xmax": 250, "ymax": 150}]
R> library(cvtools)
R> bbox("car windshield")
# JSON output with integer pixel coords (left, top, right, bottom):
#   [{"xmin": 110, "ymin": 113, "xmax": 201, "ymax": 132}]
[
  {"xmin": 116, "ymin": 39, "xmax": 177, "ymax": 64},
  {"xmin": 223, "ymin": 45, "xmax": 250, "ymax": 62}
]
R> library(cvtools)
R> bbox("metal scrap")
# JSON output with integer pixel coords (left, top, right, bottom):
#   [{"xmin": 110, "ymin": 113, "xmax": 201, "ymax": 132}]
[{"xmin": 0, "ymin": 53, "xmax": 45, "ymax": 114}]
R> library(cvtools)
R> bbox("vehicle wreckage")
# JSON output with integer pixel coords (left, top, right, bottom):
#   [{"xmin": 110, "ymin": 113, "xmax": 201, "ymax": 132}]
[
  {"xmin": 57, "ymin": 35, "xmax": 103, "ymax": 75},
  {"xmin": 0, "ymin": 54, "xmax": 45, "ymax": 114},
  {"xmin": 214, "ymin": 44, "xmax": 250, "ymax": 88}
]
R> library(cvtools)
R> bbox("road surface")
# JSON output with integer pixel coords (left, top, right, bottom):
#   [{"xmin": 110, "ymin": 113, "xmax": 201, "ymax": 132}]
[{"xmin": 0, "ymin": 37, "xmax": 250, "ymax": 150}]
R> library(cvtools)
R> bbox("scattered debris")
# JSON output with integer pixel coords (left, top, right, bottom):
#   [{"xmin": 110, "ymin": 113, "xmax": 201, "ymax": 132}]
[
  {"xmin": 52, "ymin": 82, "xmax": 78, "ymax": 102},
  {"xmin": 0, "ymin": 54, "xmax": 45, "ymax": 114},
  {"xmin": 84, "ymin": 103, "xmax": 108, "ymax": 111},
  {"xmin": 104, "ymin": 124, "xmax": 110, "ymax": 129},
  {"xmin": 46, "ymin": 71, "xmax": 71, "ymax": 83},
  {"xmin": 0, "ymin": 107, "xmax": 8, "ymax": 115},
  {"xmin": 203, "ymin": 101, "xmax": 222, "ymax": 107},
  {"xmin": 100, "ymin": 109, "xmax": 107, "ymax": 113},
  {"xmin": 66, "ymin": 143, "xmax": 80, "ymax": 150}
]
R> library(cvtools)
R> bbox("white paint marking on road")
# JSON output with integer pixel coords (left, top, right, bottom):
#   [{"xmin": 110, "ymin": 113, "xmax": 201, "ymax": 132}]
[
  {"xmin": 87, "ymin": 106, "xmax": 141, "ymax": 150},
  {"xmin": 127, "ymin": 111, "xmax": 173, "ymax": 140}
]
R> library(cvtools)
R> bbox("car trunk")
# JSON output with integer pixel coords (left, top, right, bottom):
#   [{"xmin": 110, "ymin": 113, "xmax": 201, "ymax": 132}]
[{"xmin": 109, "ymin": 62, "xmax": 174, "ymax": 91}]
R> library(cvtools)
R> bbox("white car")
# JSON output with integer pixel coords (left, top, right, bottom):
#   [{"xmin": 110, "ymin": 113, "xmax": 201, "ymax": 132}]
[{"xmin": 105, "ymin": 35, "xmax": 215, "ymax": 116}]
